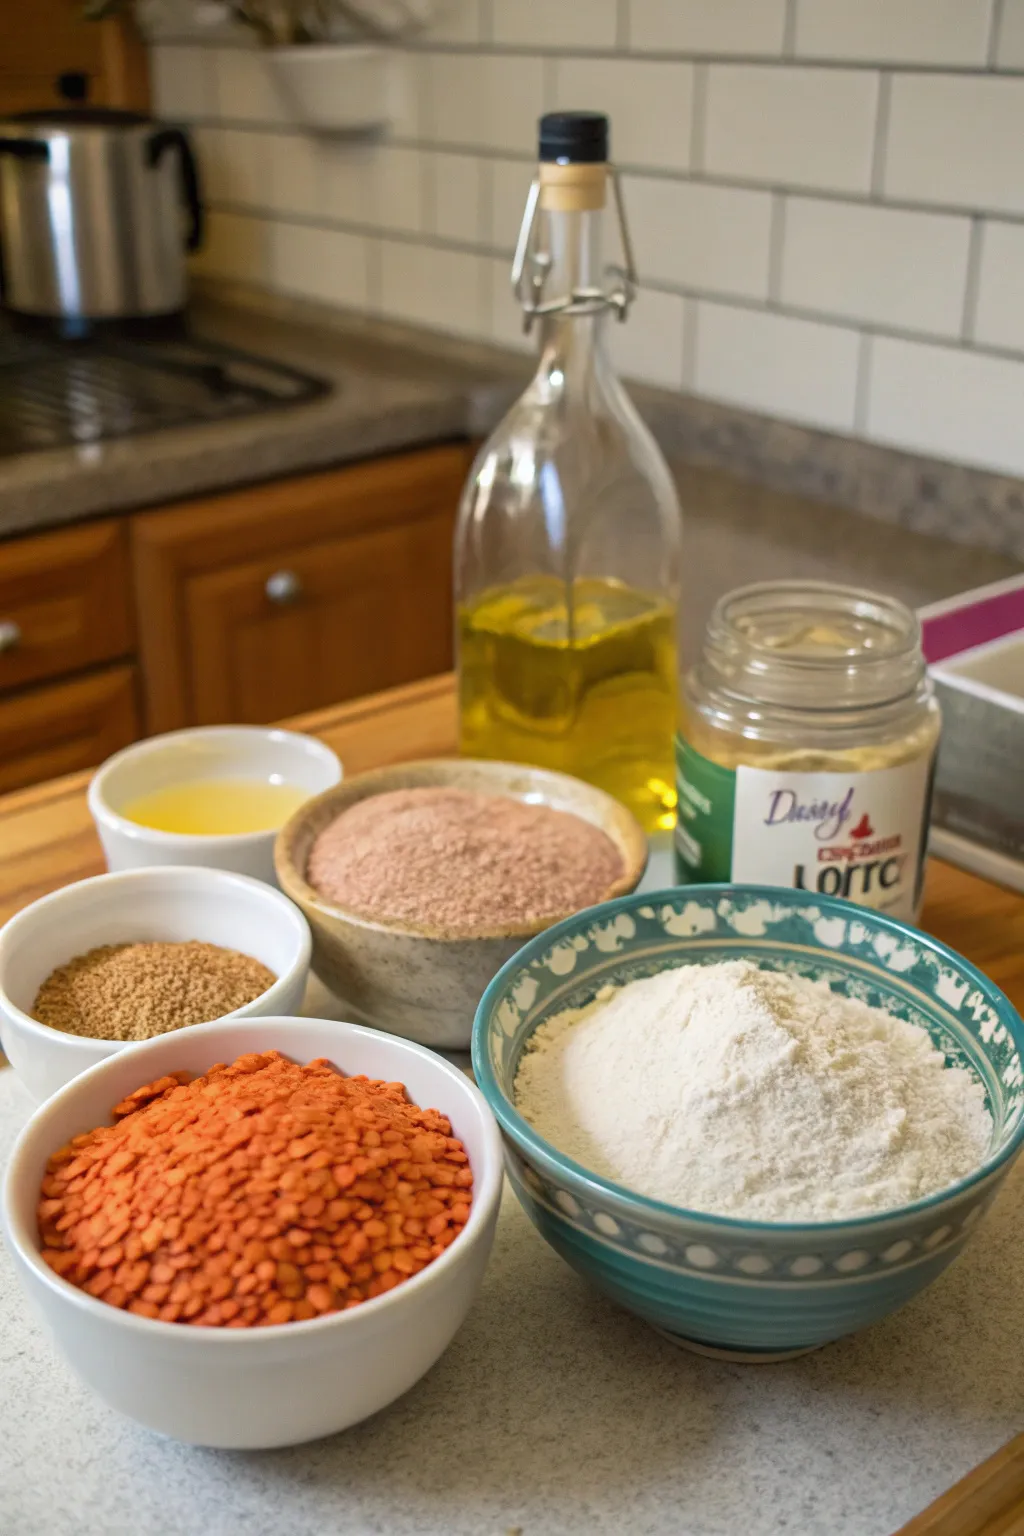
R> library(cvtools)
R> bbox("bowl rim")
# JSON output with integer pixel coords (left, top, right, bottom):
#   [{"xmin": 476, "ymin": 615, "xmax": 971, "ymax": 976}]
[
  {"xmin": 274, "ymin": 757, "xmax": 649, "ymax": 943},
  {"xmin": 88, "ymin": 725, "xmax": 342, "ymax": 848},
  {"xmin": 471, "ymin": 883, "xmax": 1024, "ymax": 1237},
  {"xmin": 0, "ymin": 864, "xmax": 313, "ymax": 1051},
  {"xmin": 2, "ymin": 1014, "xmax": 504, "ymax": 1342}
]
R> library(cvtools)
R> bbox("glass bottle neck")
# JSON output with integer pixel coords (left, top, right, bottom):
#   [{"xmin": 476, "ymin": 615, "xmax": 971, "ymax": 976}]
[{"xmin": 536, "ymin": 205, "xmax": 608, "ymax": 381}]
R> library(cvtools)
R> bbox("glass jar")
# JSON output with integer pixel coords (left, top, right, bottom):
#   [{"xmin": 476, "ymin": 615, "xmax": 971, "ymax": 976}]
[{"xmin": 676, "ymin": 580, "xmax": 941, "ymax": 920}]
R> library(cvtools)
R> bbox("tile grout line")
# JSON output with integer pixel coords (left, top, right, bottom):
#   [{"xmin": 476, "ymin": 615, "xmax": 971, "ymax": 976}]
[
  {"xmin": 158, "ymin": 32, "xmax": 1024, "ymax": 73},
  {"xmin": 853, "ymin": 332, "xmax": 873, "ymax": 434},
  {"xmin": 542, "ymin": 54, "xmax": 558, "ymax": 115},
  {"xmin": 681, "ymin": 297, "xmax": 699, "ymax": 390},
  {"xmin": 208, "ymin": 198, "xmax": 1024, "ymax": 366},
  {"xmin": 870, "ymin": 72, "xmax": 892, "ymax": 198},
  {"xmin": 615, "ymin": 0, "xmax": 630, "ymax": 52},
  {"xmin": 782, "ymin": 0, "xmax": 798, "ymax": 58},
  {"xmin": 478, "ymin": 0, "xmax": 493, "ymax": 46},
  {"xmin": 767, "ymin": 194, "xmax": 787, "ymax": 306},
  {"xmin": 689, "ymin": 63, "xmax": 707, "ymax": 175},
  {"xmin": 190, "ymin": 117, "xmax": 1024, "ymax": 237},
  {"xmin": 988, "ymin": 0, "xmax": 1006, "ymax": 67},
  {"xmin": 961, "ymin": 216, "xmax": 986, "ymax": 343}
]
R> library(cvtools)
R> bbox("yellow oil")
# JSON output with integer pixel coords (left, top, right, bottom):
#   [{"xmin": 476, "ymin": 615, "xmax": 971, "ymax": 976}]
[
  {"xmin": 121, "ymin": 778, "xmax": 308, "ymax": 836},
  {"xmin": 458, "ymin": 575, "xmax": 678, "ymax": 833}
]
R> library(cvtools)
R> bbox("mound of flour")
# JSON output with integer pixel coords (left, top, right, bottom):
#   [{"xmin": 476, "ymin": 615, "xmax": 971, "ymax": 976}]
[{"xmin": 515, "ymin": 959, "xmax": 992, "ymax": 1221}]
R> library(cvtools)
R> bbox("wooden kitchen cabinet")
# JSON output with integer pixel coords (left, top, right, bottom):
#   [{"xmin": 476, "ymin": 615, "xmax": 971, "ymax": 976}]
[
  {"xmin": 0, "ymin": 519, "xmax": 133, "ymax": 696},
  {"xmin": 131, "ymin": 444, "xmax": 472, "ymax": 733},
  {"xmin": 0, "ymin": 2, "xmax": 148, "ymax": 116},
  {"xmin": 0, "ymin": 664, "xmax": 139, "ymax": 795}
]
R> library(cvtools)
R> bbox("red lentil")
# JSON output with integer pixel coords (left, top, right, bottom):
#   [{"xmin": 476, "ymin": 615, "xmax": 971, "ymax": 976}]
[{"xmin": 37, "ymin": 1050, "xmax": 473, "ymax": 1326}]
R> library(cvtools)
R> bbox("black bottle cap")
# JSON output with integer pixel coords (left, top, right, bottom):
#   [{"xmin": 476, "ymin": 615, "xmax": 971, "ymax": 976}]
[{"xmin": 538, "ymin": 111, "xmax": 609, "ymax": 164}]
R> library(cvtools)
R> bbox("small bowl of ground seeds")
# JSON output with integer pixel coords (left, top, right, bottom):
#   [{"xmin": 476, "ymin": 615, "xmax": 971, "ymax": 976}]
[
  {"xmin": 274, "ymin": 759, "xmax": 647, "ymax": 1050},
  {"xmin": 0, "ymin": 865, "xmax": 312, "ymax": 1101}
]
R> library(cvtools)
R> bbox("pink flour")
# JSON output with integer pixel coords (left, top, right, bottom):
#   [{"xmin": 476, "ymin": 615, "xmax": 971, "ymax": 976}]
[{"xmin": 306, "ymin": 786, "xmax": 623, "ymax": 935}]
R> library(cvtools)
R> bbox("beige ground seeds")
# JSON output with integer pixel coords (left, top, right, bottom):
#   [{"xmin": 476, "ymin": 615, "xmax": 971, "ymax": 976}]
[{"xmin": 33, "ymin": 941, "xmax": 276, "ymax": 1042}]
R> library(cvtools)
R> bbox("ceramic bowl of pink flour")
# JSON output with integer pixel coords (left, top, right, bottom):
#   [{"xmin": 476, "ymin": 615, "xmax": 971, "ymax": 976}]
[{"xmin": 274, "ymin": 759, "xmax": 646, "ymax": 1049}]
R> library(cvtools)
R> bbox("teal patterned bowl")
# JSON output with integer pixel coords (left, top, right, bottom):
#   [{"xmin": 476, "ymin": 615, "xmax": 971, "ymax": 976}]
[{"xmin": 471, "ymin": 885, "xmax": 1024, "ymax": 1360}]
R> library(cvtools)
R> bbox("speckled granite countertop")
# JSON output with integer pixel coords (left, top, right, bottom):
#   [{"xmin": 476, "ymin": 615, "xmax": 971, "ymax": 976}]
[
  {"xmin": 0, "ymin": 1057, "xmax": 1021, "ymax": 1536},
  {"xmin": 7, "ymin": 278, "xmax": 1024, "ymax": 571}
]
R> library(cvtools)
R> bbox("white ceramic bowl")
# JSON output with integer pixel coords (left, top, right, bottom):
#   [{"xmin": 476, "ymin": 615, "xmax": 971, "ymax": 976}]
[
  {"xmin": 0, "ymin": 866, "xmax": 312, "ymax": 1102},
  {"xmin": 88, "ymin": 726, "xmax": 341, "ymax": 886},
  {"xmin": 1, "ymin": 1015, "xmax": 503, "ymax": 1448}
]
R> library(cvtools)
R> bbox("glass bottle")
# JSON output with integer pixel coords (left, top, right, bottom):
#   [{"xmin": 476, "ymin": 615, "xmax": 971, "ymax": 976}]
[
  {"xmin": 454, "ymin": 111, "xmax": 683, "ymax": 834},
  {"xmin": 677, "ymin": 580, "xmax": 941, "ymax": 920}
]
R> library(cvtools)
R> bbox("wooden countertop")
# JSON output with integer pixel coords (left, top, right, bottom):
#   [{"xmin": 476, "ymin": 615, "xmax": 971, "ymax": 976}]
[{"xmin": 3, "ymin": 672, "xmax": 1024, "ymax": 1012}]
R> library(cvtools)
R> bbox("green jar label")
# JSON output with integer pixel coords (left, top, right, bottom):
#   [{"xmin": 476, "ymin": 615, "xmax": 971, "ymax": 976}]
[
  {"xmin": 674, "ymin": 731, "xmax": 933, "ymax": 920},
  {"xmin": 674, "ymin": 736, "xmax": 736, "ymax": 883}
]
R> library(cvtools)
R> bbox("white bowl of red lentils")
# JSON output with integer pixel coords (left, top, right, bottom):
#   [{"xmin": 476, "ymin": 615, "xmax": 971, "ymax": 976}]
[
  {"xmin": 0, "ymin": 865, "xmax": 312, "ymax": 1102},
  {"xmin": 1, "ymin": 1014, "xmax": 503, "ymax": 1448}
]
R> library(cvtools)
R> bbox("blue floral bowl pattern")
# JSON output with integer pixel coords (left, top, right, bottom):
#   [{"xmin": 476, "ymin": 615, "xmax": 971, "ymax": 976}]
[{"xmin": 471, "ymin": 885, "xmax": 1024, "ymax": 1359}]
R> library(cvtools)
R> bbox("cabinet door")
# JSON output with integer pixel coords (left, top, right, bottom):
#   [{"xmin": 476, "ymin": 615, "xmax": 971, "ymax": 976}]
[
  {"xmin": 0, "ymin": 519, "xmax": 133, "ymax": 695},
  {"xmin": 132, "ymin": 444, "xmax": 471, "ymax": 732},
  {"xmin": 0, "ymin": 664, "xmax": 139, "ymax": 795},
  {"xmin": 188, "ymin": 513, "xmax": 455, "ymax": 724}
]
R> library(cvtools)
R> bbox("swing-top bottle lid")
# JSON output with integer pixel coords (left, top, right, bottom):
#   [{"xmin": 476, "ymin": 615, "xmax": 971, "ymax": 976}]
[{"xmin": 538, "ymin": 111, "xmax": 609, "ymax": 165}]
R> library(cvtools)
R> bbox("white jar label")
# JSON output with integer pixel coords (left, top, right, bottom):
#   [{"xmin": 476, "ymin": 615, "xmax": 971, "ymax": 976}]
[{"xmin": 729, "ymin": 759, "xmax": 934, "ymax": 920}]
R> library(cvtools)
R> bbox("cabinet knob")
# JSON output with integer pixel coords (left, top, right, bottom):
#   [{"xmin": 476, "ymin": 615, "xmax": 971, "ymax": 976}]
[
  {"xmin": 0, "ymin": 619, "xmax": 20, "ymax": 653},
  {"xmin": 265, "ymin": 570, "xmax": 302, "ymax": 606}
]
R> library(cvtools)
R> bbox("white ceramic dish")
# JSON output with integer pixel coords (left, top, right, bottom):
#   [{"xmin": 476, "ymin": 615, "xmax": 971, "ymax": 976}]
[
  {"xmin": 88, "ymin": 726, "xmax": 341, "ymax": 886},
  {"xmin": 0, "ymin": 866, "xmax": 312, "ymax": 1102},
  {"xmin": 1, "ymin": 1015, "xmax": 503, "ymax": 1448}
]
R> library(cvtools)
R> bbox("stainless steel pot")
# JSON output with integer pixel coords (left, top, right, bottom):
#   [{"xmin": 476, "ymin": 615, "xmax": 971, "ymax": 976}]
[{"xmin": 0, "ymin": 108, "xmax": 203, "ymax": 324}]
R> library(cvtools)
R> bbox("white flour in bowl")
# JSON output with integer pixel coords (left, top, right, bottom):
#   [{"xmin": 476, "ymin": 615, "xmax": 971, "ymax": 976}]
[{"xmin": 514, "ymin": 959, "xmax": 993, "ymax": 1222}]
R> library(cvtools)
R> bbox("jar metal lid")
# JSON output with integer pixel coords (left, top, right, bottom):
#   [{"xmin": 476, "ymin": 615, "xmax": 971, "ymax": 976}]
[{"xmin": 697, "ymin": 580, "xmax": 926, "ymax": 711}]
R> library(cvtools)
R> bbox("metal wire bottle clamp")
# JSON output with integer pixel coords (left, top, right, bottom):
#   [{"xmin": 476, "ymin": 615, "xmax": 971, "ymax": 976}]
[{"xmin": 511, "ymin": 167, "xmax": 638, "ymax": 334}]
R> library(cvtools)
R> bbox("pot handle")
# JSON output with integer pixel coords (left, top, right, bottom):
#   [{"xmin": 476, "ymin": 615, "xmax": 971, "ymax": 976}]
[
  {"xmin": 0, "ymin": 138, "xmax": 49, "ymax": 161},
  {"xmin": 146, "ymin": 127, "xmax": 203, "ymax": 252}
]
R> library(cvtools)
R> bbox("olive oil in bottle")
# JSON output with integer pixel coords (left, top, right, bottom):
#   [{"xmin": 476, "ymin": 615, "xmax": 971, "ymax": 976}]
[
  {"xmin": 454, "ymin": 112, "xmax": 682, "ymax": 835},
  {"xmin": 458, "ymin": 576, "xmax": 677, "ymax": 830}
]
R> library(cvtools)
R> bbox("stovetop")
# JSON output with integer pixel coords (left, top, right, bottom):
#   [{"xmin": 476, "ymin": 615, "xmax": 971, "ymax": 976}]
[{"xmin": 0, "ymin": 325, "xmax": 330, "ymax": 457}]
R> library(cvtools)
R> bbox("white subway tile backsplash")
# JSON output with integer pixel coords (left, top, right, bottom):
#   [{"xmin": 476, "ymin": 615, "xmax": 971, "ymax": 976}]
[
  {"xmin": 492, "ymin": 0, "xmax": 618, "ymax": 49},
  {"xmin": 155, "ymin": 19, "xmax": 1024, "ymax": 482},
  {"xmin": 318, "ymin": 141, "xmax": 374, "ymax": 226},
  {"xmin": 625, "ymin": 177, "xmax": 773, "ymax": 299},
  {"xmin": 209, "ymin": 129, "xmax": 279, "ymax": 209},
  {"xmin": 425, "ymin": 53, "xmax": 545, "ymax": 152},
  {"xmin": 268, "ymin": 134, "xmax": 321, "ymax": 219},
  {"xmin": 609, "ymin": 287, "xmax": 687, "ymax": 388},
  {"xmin": 973, "ymin": 221, "xmax": 1024, "ymax": 349},
  {"xmin": 553, "ymin": 59, "xmax": 693, "ymax": 171},
  {"xmin": 781, "ymin": 198, "xmax": 972, "ymax": 338},
  {"xmin": 192, "ymin": 210, "xmax": 274, "ymax": 286},
  {"xmin": 367, "ymin": 146, "xmax": 426, "ymax": 234},
  {"xmin": 794, "ymin": 0, "xmax": 993, "ymax": 66},
  {"xmin": 426, "ymin": 0, "xmax": 485, "ymax": 44},
  {"xmin": 694, "ymin": 301, "xmax": 860, "ymax": 432},
  {"xmin": 866, "ymin": 337, "xmax": 1024, "ymax": 476},
  {"xmin": 488, "ymin": 159, "xmax": 534, "ymax": 252},
  {"xmin": 488, "ymin": 256, "xmax": 534, "ymax": 351},
  {"xmin": 387, "ymin": 50, "xmax": 429, "ymax": 139},
  {"xmin": 995, "ymin": 0, "xmax": 1024, "ymax": 68},
  {"xmin": 151, "ymin": 45, "xmax": 214, "ymax": 121},
  {"xmin": 628, "ymin": 0, "xmax": 787, "ymax": 56},
  {"xmin": 704, "ymin": 66, "xmax": 878, "ymax": 194},
  {"xmin": 429, "ymin": 152, "xmax": 486, "ymax": 245},
  {"xmin": 380, "ymin": 241, "xmax": 487, "ymax": 337},
  {"xmin": 885, "ymin": 76, "xmax": 1024, "ymax": 214},
  {"xmin": 270, "ymin": 223, "xmax": 369, "ymax": 309},
  {"xmin": 212, "ymin": 46, "xmax": 287, "ymax": 124}
]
